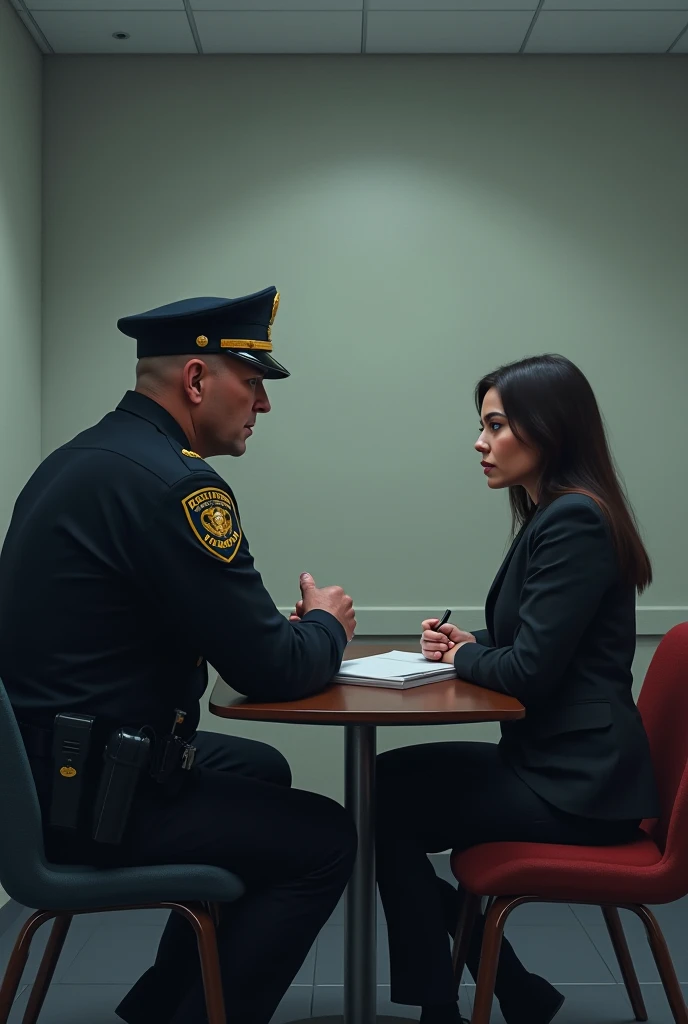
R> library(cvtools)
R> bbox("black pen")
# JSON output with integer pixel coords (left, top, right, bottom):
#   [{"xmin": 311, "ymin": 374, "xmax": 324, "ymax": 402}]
[{"xmin": 434, "ymin": 609, "xmax": 451, "ymax": 633}]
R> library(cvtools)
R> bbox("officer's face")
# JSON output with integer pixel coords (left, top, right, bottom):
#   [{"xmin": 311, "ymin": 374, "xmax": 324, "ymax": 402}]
[{"xmin": 199, "ymin": 359, "xmax": 271, "ymax": 458}]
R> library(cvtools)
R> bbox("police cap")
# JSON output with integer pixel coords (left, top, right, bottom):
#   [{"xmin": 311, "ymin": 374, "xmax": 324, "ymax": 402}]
[{"xmin": 117, "ymin": 286, "xmax": 289, "ymax": 380}]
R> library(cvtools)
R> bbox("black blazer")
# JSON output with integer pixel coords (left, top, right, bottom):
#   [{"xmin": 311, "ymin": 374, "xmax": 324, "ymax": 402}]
[{"xmin": 454, "ymin": 494, "xmax": 659, "ymax": 821}]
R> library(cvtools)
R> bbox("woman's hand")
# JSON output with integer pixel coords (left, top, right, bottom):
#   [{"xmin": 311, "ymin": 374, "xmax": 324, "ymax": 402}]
[{"xmin": 421, "ymin": 619, "xmax": 476, "ymax": 661}]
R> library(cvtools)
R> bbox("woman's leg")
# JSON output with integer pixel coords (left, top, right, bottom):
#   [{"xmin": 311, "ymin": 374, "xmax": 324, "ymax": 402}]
[
  {"xmin": 376, "ymin": 740, "xmax": 636, "ymax": 1022},
  {"xmin": 376, "ymin": 742, "xmax": 526, "ymax": 1008},
  {"xmin": 434, "ymin": 877, "xmax": 564, "ymax": 1024}
]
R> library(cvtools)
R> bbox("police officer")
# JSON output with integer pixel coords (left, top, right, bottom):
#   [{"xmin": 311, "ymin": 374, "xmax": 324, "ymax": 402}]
[{"xmin": 0, "ymin": 287, "xmax": 358, "ymax": 1024}]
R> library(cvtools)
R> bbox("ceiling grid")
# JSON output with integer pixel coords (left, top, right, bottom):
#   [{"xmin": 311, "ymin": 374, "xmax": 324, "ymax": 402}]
[{"xmin": 9, "ymin": 0, "xmax": 688, "ymax": 56}]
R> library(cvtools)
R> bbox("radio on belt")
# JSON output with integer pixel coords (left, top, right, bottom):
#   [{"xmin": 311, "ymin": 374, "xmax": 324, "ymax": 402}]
[{"xmin": 49, "ymin": 712, "xmax": 95, "ymax": 831}]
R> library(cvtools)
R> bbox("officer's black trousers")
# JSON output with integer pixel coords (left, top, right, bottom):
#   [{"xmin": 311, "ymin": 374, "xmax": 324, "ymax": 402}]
[
  {"xmin": 375, "ymin": 741, "xmax": 640, "ymax": 1011},
  {"xmin": 102, "ymin": 731, "xmax": 357, "ymax": 1024}
]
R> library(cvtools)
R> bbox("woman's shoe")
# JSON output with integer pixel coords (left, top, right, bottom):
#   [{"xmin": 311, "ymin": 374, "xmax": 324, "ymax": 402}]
[
  {"xmin": 498, "ymin": 972, "xmax": 565, "ymax": 1024},
  {"xmin": 419, "ymin": 1004, "xmax": 465, "ymax": 1023}
]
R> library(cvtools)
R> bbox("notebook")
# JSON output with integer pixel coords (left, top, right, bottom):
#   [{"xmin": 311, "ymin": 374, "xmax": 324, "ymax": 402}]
[{"xmin": 333, "ymin": 650, "xmax": 455, "ymax": 689}]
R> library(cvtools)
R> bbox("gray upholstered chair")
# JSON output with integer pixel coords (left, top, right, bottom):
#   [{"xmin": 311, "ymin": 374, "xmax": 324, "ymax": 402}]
[{"xmin": 0, "ymin": 681, "xmax": 244, "ymax": 1024}]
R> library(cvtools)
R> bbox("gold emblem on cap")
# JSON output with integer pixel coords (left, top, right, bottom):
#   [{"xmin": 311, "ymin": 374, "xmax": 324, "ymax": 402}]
[
  {"xmin": 196, "ymin": 335, "xmax": 209, "ymax": 348},
  {"xmin": 60, "ymin": 766, "xmax": 77, "ymax": 778},
  {"xmin": 267, "ymin": 291, "xmax": 280, "ymax": 342}
]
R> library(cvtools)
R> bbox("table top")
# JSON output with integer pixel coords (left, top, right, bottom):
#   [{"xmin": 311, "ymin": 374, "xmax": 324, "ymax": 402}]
[{"xmin": 209, "ymin": 642, "xmax": 524, "ymax": 726}]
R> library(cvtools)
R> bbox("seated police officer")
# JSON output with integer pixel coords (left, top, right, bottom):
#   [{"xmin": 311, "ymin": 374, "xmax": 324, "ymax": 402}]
[{"xmin": 0, "ymin": 287, "xmax": 357, "ymax": 1024}]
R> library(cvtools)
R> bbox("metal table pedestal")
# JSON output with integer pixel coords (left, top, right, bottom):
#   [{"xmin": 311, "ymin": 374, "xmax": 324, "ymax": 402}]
[{"xmin": 290, "ymin": 724, "xmax": 409, "ymax": 1024}]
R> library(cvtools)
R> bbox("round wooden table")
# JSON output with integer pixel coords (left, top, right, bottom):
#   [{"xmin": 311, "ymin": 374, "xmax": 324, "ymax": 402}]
[{"xmin": 209, "ymin": 642, "xmax": 524, "ymax": 1024}]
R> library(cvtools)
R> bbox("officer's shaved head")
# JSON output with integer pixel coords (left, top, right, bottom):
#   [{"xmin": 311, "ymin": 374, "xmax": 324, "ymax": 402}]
[{"xmin": 135, "ymin": 354, "xmax": 223, "ymax": 396}]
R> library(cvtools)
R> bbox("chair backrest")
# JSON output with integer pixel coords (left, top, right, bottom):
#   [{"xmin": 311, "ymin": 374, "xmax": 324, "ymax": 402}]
[
  {"xmin": 0, "ymin": 680, "xmax": 51, "ymax": 902},
  {"xmin": 637, "ymin": 623, "xmax": 688, "ymax": 884}
]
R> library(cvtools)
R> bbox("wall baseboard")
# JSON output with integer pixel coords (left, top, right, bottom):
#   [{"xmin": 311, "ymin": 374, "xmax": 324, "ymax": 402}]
[{"xmin": 280, "ymin": 606, "xmax": 686, "ymax": 637}]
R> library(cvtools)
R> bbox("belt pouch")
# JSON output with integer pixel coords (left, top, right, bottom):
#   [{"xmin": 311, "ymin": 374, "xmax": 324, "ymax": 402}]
[{"xmin": 92, "ymin": 728, "xmax": 151, "ymax": 845}]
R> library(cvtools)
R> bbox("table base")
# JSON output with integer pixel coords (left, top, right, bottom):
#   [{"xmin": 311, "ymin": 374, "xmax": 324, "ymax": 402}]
[{"xmin": 288, "ymin": 1017, "xmax": 413, "ymax": 1023}]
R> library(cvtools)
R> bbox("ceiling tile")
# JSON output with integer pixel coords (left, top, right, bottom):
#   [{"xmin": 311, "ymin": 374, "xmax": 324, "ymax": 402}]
[
  {"xmin": 193, "ymin": 0, "xmax": 360, "ymax": 9},
  {"xmin": 543, "ymin": 0, "xmax": 688, "ymax": 9},
  {"xmin": 195, "ymin": 10, "xmax": 362, "ymax": 52},
  {"xmin": 366, "ymin": 11, "xmax": 532, "ymax": 52},
  {"xmin": 369, "ymin": 0, "xmax": 536, "ymax": 8},
  {"xmin": 527, "ymin": 10, "xmax": 688, "ymax": 52},
  {"xmin": 31, "ymin": 11, "xmax": 197, "ymax": 52},
  {"xmin": 28, "ymin": 0, "xmax": 183, "ymax": 8},
  {"xmin": 671, "ymin": 25, "xmax": 688, "ymax": 49}
]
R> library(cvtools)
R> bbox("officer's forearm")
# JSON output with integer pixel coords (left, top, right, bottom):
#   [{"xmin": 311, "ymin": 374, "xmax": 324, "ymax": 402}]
[{"xmin": 213, "ymin": 612, "xmax": 346, "ymax": 703}]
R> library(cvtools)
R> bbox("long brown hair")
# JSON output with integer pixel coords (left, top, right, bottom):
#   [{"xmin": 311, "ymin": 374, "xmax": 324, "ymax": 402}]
[{"xmin": 475, "ymin": 354, "xmax": 652, "ymax": 593}]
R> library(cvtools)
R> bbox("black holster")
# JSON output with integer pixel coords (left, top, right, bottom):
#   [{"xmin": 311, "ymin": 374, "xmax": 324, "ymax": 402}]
[{"xmin": 92, "ymin": 729, "xmax": 151, "ymax": 845}]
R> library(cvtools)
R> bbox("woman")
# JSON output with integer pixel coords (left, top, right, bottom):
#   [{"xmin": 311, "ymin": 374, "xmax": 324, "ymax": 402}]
[{"xmin": 376, "ymin": 354, "xmax": 659, "ymax": 1024}]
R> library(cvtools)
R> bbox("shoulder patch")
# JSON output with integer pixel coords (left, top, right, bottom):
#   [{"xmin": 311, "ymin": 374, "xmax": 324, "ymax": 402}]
[
  {"xmin": 181, "ymin": 449, "xmax": 203, "ymax": 459},
  {"xmin": 182, "ymin": 488, "xmax": 242, "ymax": 563}
]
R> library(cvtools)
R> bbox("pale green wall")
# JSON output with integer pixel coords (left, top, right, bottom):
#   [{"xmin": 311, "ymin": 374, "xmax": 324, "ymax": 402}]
[
  {"xmin": 0, "ymin": 0, "xmax": 42, "ymax": 536},
  {"xmin": 40, "ymin": 55, "xmax": 687, "ymax": 801},
  {"xmin": 0, "ymin": 0, "xmax": 42, "ymax": 907},
  {"xmin": 42, "ymin": 56, "xmax": 688, "ymax": 637}
]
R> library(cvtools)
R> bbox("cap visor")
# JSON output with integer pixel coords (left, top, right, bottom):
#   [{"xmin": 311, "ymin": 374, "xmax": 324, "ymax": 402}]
[{"xmin": 228, "ymin": 350, "xmax": 290, "ymax": 380}]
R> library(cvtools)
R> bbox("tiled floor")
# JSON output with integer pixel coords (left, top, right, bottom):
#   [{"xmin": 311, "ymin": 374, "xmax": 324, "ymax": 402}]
[{"xmin": 1, "ymin": 856, "xmax": 687, "ymax": 1022}]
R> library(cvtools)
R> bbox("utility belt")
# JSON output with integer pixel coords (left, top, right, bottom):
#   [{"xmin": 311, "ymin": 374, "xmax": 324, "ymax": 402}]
[{"xmin": 19, "ymin": 709, "xmax": 197, "ymax": 847}]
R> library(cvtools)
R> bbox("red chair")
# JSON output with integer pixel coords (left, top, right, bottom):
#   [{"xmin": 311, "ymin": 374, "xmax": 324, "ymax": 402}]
[{"xmin": 450, "ymin": 622, "xmax": 688, "ymax": 1024}]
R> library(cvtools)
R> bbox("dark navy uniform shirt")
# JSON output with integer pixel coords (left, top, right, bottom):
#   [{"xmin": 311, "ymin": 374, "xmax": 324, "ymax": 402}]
[{"xmin": 0, "ymin": 392, "xmax": 346, "ymax": 736}]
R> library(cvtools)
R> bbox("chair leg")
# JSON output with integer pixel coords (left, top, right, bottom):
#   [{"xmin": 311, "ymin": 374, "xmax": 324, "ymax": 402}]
[
  {"xmin": 451, "ymin": 890, "xmax": 481, "ymax": 986},
  {"xmin": 471, "ymin": 896, "xmax": 525, "ymax": 1024},
  {"xmin": 169, "ymin": 903, "xmax": 226, "ymax": 1024},
  {"xmin": 0, "ymin": 912, "xmax": 56, "ymax": 1024},
  {"xmin": 630, "ymin": 905, "xmax": 688, "ymax": 1024},
  {"xmin": 21, "ymin": 914, "xmax": 73, "ymax": 1024},
  {"xmin": 601, "ymin": 907, "xmax": 647, "ymax": 1022}
]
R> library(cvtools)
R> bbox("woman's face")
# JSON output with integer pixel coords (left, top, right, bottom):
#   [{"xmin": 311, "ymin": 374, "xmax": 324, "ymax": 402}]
[{"xmin": 475, "ymin": 387, "xmax": 542, "ymax": 501}]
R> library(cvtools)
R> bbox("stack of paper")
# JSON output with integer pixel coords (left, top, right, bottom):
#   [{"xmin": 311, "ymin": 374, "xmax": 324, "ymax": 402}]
[{"xmin": 333, "ymin": 650, "xmax": 455, "ymax": 689}]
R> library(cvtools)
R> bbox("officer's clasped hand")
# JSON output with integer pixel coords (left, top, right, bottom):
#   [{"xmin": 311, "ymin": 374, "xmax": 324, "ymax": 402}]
[{"xmin": 288, "ymin": 573, "xmax": 357, "ymax": 642}]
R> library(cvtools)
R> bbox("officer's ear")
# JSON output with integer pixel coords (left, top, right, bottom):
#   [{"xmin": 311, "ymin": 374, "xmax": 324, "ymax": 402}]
[{"xmin": 182, "ymin": 358, "xmax": 206, "ymax": 405}]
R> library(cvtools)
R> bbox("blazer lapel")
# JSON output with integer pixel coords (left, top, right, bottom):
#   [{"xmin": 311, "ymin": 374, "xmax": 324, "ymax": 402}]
[{"xmin": 484, "ymin": 517, "xmax": 533, "ymax": 636}]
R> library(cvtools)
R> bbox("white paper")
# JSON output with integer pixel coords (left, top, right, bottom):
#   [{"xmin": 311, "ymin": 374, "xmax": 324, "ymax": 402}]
[{"xmin": 335, "ymin": 650, "xmax": 454, "ymax": 684}]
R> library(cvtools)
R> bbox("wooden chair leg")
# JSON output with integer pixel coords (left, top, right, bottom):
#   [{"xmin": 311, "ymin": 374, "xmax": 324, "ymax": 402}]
[
  {"xmin": 451, "ymin": 889, "xmax": 481, "ymax": 986},
  {"xmin": 169, "ymin": 903, "xmax": 226, "ymax": 1024},
  {"xmin": 0, "ymin": 911, "xmax": 55, "ymax": 1024},
  {"xmin": 601, "ymin": 907, "xmax": 647, "ymax": 1022},
  {"xmin": 22, "ymin": 914, "xmax": 73, "ymax": 1024},
  {"xmin": 206, "ymin": 901, "xmax": 221, "ymax": 927},
  {"xmin": 630, "ymin": 905, "xmax": 688, "ymax": 1024},
  {"xmin": 471, "ymin": 896, "xmax": 525, "ymax": 1024}
]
